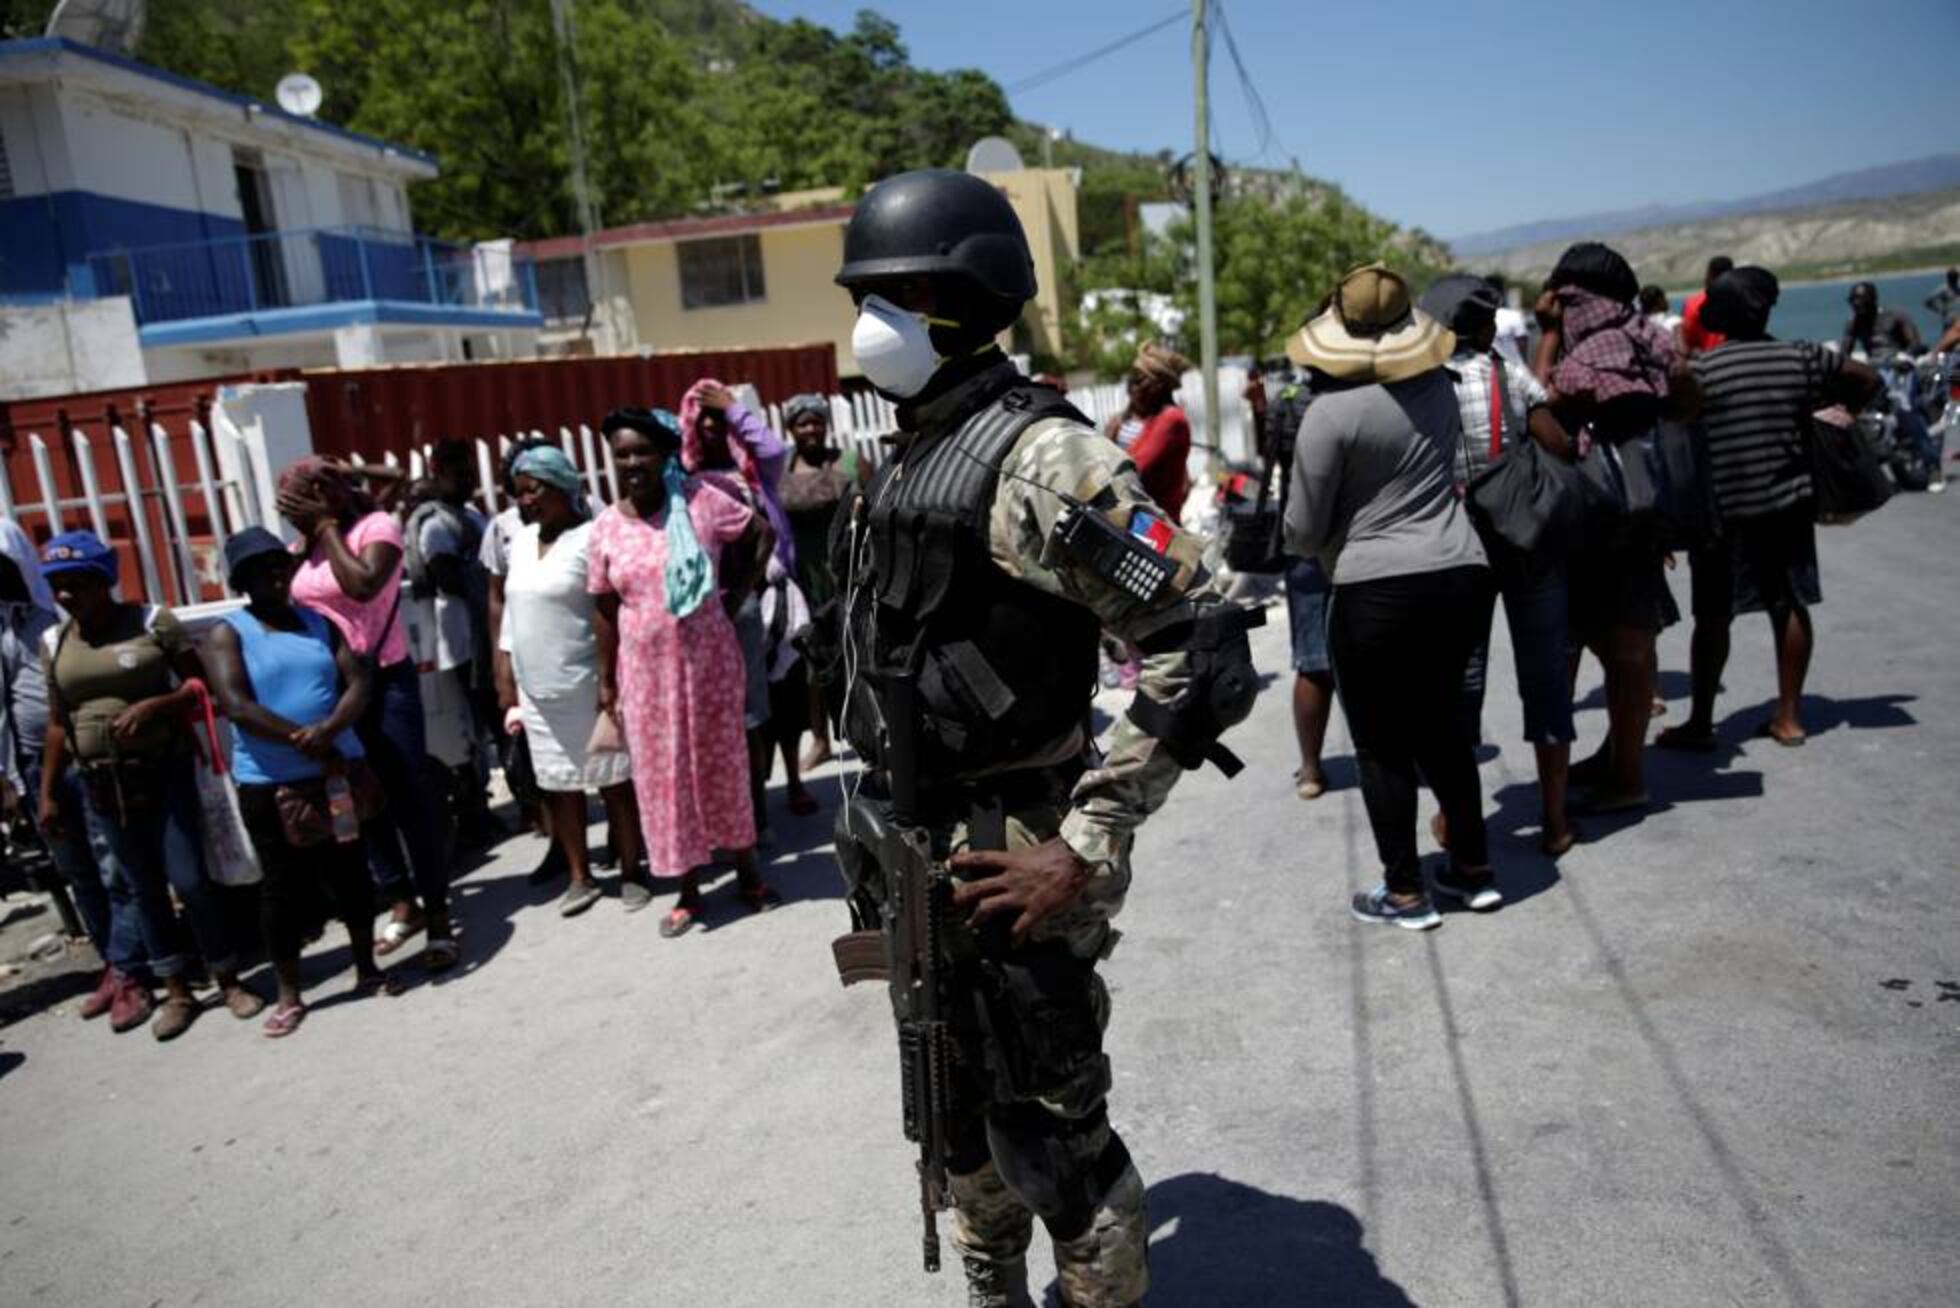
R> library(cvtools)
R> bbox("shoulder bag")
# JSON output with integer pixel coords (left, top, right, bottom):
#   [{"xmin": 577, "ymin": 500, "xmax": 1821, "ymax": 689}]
[{"xmin": 1462, "ymin": 355, "xmax": 1586, "ymax": 555}]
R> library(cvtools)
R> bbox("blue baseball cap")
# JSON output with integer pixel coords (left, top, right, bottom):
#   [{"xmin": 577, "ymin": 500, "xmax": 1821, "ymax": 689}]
[
  {"xmin": 39, "ymin": 530, "xmax": 118, "ymax": 584},
  {"xmin": 223, "ymin": 526, "xmax": 292, "ymax": 588}
]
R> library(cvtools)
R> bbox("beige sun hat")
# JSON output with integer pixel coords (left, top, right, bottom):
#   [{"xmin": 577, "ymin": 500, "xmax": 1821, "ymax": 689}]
[{"xmin": 1285, "ymin": 263, "xmax": 1456, "ymax": 383}]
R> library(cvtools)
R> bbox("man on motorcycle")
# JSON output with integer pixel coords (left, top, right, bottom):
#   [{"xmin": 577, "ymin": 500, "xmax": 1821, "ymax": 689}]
[
  {"xmin": 1844, "ymin": 283, "xmax": 1941, "ymax": 491},
  {"xmin": 1841, "ymin": 282, "xmax": 1924, "ymax": 359}
]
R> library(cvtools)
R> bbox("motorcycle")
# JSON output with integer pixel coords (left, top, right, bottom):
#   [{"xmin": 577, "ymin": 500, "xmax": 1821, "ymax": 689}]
[{"xmin": 1856, "ymin": 351, "xmax": 1949, "ymax": 491}]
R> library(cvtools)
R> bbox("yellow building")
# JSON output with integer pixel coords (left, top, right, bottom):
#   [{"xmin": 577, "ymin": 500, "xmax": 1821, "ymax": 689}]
[{"xmin": 522, "ymin": 169, "xmax": 1080, "ymax": 375}]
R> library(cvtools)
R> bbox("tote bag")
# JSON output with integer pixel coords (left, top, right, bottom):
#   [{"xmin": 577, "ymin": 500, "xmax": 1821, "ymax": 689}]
[{"xmin": 187, "ymin": 679, "xmax": 262, "ymax": 887}]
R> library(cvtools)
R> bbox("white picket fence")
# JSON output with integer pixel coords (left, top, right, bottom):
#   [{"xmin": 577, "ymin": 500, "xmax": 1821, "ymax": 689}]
[
  {"xmin": 0, "ymin": 410, "xmax": 269, "ymax": 606},
  {"xmin": 0, "ymin": 363, "xmax": 1257, "ymax": 614}
]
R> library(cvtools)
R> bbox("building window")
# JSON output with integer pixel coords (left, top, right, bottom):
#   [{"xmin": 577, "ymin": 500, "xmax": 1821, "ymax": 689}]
[
  {"xmin": 337, "ymin": 171, "xmax": 380, "ymax": 230},
  {"xmin": 677, "ymin": 234, "xmax": 765, "ymax": 309},
  {"xmin": 535, "ymin": 255, "xmax": 592, "ymax": 321}
]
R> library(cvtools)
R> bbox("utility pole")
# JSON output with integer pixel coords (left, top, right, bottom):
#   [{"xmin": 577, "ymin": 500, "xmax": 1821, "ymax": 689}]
[
  {"xmin": 550, "ymin": 0, "xmax": 614, "ymax": 352},
  {"xmin": 1190, "ymin": 0, "xmax": 1220, "ymax": 465}
]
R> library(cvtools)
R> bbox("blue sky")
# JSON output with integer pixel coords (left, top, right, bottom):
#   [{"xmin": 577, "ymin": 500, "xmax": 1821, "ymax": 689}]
[{"xmin": 749, "ymin": 0, "xmax": 1960, "ymax": 238}]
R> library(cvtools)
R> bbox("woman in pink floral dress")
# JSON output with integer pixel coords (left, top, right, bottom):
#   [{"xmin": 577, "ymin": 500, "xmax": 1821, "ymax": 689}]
[{"xmin": 590, "ymin": 407, "xmax": 781, "ymax": 937}]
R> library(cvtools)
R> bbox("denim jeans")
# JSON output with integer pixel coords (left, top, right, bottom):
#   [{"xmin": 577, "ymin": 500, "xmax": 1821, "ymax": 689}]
[
  {"xmin": 26, "ymin": 763, "xmax": 146, "ymax": 974},
  {"xmin": 79, "ymin": 758, "xmax": 235, "ymax": 979},
  {"xmin": 357, "ymin": 660, "xmax": 450, "ymax": 920},
  {"xmin": 1462, "ymin": 542, "xmax": 1577, "ymax": 746}
]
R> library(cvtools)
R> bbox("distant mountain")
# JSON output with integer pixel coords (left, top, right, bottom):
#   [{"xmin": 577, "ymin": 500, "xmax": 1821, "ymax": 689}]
[
  {"xmin": 1476, "ymin": 187, "xmax": 1960, "ymax": 290},
  {"xmin": 1452, "ymin": 153, "xmax": 1960, "ymax": 257}
]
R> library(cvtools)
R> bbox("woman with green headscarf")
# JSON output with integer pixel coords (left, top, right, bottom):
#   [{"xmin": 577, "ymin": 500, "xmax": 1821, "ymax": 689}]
[
  {"xmin": 590, "ymin": 408, "xmax": 780, "ymax": 937},
  {"xmin": 501, "ymin": 445, "xmax": 645, "ymax": 918}
]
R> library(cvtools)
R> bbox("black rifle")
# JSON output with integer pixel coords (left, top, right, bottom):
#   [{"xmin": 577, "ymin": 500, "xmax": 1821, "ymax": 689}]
[{"xmin": 831, "ymin": 667, "xmax": 958, "ymax": 1273}]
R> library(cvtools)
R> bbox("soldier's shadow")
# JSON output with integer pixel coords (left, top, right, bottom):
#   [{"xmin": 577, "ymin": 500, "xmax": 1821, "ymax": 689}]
[{"xmin": 1043, "ymin": 1171, "xmax": 1418, "ymax": 1307}]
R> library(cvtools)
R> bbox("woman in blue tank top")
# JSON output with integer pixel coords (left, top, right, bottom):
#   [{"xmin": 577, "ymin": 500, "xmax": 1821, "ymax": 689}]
[{"xmin": 204, "ymin": 528, "xmax": 399, "ymax": 1036}]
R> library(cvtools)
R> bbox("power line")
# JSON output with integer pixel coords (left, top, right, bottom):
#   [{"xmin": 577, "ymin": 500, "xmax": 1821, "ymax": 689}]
[
  {"xmin": 1212, "ymin": 0, "xmax": 1276, "ymax": 162},
  {"xmin": 1006, "ymin": 9, "xmax": 1186, "ymax": 97}
]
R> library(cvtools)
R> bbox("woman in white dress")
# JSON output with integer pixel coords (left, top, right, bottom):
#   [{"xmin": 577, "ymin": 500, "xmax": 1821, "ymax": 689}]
[{"xmin": 500, "ymin": 447, "xmax": 646, "ymax": 917}]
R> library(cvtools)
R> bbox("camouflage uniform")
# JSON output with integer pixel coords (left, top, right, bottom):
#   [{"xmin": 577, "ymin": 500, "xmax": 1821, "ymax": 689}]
[{"xmin": 851, "ymin": 380, "xmax": 1227, "ymax": 1308}]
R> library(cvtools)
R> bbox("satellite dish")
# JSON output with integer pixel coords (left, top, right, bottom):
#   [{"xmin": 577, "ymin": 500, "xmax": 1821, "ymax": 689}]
[
  {"xmin": 964, "ymin": 137, "xmax": 1025, "ymax": 175},
  {"xmin": 44, "ymin": 0, "xmax": 147, "ymax": 55},
  {"xmin": 275, "ymin": 73, "xmax": 324, "ymax": 118}
]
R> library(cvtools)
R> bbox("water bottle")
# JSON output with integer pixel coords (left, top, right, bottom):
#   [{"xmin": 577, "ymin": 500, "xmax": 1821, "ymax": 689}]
[{"xmin": 325, "ymin": 772, "xmax": 359, "ymax": 844}]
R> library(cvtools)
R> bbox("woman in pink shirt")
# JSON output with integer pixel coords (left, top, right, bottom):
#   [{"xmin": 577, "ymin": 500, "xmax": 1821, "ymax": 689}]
[{"xmin": 279, "ymin": 458, "xmax": 456, "ymax": 971}]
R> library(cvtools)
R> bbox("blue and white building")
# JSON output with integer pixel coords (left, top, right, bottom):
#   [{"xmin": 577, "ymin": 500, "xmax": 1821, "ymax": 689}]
[{"xmin": 0, "ymin": 37, "xmax": 541, "ymax": 389}]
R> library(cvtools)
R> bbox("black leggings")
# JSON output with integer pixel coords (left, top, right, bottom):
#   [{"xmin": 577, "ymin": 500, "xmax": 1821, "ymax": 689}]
[
  {"xmin": 1330, "ymin": 566, "xmax": 1490, "ymax": 894},
  {"xmin": 238, "ymin": 785, "xmax": 378, "ymax": 967}
]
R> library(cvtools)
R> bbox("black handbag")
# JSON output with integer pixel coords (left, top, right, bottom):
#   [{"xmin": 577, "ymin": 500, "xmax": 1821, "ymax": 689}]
[
  {"xmin": 1460, "ymin": 355, "xmax": 1586, "ymax": 555},
  {"xmin": 1807, "ymin": 413, "xmax": 1893, "ymax": 525},
  {"xmin": 1576, "ymin": 420, "xmax": 1717, "ymax": 551}
]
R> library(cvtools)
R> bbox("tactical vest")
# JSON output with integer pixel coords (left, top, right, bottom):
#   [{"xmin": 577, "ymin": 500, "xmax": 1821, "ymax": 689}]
[{"xmin": 837, "ymin": 380, "xmax": 1103, "ymax": 789}]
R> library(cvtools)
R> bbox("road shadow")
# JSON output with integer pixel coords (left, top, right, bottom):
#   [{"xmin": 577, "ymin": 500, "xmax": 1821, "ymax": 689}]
[
  {"xmin": 1714, "ymin": 692, "xmax": 1917, "ymax": 741},
  {"xmin": 1040, "ymin": 1172, "xmax": 1418, "ymax": 1307},
  {"xmin": 0, "ymin": 958, "xmax": 96, "ymax": 1029},
  {"xmin": 0, "ymin": 1048, "xmax": 22, "ymax": 1080},
  {"xmin": 1458, "ymin": 780, "xmax": 1563, "ymax": 910},
  {"xmin": 1576, "ymin": 668, "xmax": 1694, "ymax": 713}
]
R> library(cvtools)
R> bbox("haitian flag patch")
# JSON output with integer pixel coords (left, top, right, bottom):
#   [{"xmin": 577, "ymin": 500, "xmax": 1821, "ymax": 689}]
[{"xmin": 1129, "ymin": 511, "xmax": 1175, "ymax": 555}]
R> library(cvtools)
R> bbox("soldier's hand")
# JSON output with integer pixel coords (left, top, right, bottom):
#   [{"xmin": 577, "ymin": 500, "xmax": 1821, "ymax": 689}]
[{"xmin": 949, "ymin": 838, "xmax": 1092, "ymax": 945}]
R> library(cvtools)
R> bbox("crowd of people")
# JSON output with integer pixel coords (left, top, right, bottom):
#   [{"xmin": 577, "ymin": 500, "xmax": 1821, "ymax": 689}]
[
  {"xmin": 0, "ymin": 379, "xmax": 859, "ymax": 1040},
  {"xmin": 1260, "ymin": 243, "xmax": 1909, "ymax": 929},
  {"xmin": 0, "ymin": 240, "xmax": 1944, "ymax": 1038}
]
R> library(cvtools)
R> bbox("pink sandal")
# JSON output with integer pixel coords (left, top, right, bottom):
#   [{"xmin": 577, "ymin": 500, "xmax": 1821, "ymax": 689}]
[{"xmin": 262, "ymin": 1003, "xmax": 306, "ymax": 1038}]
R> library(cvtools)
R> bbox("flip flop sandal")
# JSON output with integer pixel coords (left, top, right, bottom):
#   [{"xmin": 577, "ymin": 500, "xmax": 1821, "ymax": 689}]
[
  {"xmin": 374, "ymin": 916, "xmax": 424, "ymax": 956},
  {"xmin": 619, "ymin": 878, "xmax": 656, "ymax": 914},
  {"xmin": 559, "ymin": 881, "xmax": 604, "ymax": 918},
  {"xmin": 1293, "ymin": 770, "xmax": 1326, "ymax": 800},
  {"xmin": 222, "ymin": 986, "xmax": 267, "ymax": 1020},
  {"xmin": 1755, "ymin": 721, "xmax": 1806, "ymax": 748},
  {"xmin": 421, "ymin": 938, "xmax": 460, "ymax": 972},
  {"xmin": 262, "ymin": 1003, "xmax": 307, "ymax": 1038},
  {"xmin": 659, "ymin": 906, "xmax": 700, "ymax": 939}
]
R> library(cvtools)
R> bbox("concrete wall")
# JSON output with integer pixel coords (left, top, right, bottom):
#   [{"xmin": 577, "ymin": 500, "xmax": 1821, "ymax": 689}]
[
  {"xmin": 983, "ymin": 168, "xmax": 1080, "ymax": 361},
  {"xmin": 625, "ymin": 221, "xmax": 853, "ymax": 369},
  {"xmin": 0, "ymin": 297, "xmax": 147, "ymax": 400}
]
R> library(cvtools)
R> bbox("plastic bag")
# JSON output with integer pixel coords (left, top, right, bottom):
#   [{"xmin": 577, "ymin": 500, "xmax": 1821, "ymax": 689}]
[{"xmin": 188, "ymin": 680, "xmax": 262, "ymax": 887}]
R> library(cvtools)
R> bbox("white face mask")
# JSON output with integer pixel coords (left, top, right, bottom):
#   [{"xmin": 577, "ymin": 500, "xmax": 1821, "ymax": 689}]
[{"xmin": 851, "ymin": 294, "xmax": 945, "ymax": 399}]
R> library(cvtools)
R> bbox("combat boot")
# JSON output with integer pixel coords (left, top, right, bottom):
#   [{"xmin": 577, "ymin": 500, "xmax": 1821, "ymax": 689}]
[
  {"xmin": 1050, "ymin": 1164, "xmax": 1148, "ymax": 1308},
  {"xmin": 948, "ymin": 1161, "xmax": 1035, "ymax": 1308}
]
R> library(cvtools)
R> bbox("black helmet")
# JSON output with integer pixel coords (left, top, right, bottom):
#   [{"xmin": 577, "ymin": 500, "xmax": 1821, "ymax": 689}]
[{"xmin": 836, "ymin": 169, "xmax": 1036, "ymax": 306}]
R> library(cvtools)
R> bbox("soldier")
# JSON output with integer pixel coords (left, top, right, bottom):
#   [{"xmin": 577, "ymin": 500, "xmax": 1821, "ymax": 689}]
[{"xmin": 821, "ymin": 169, "xmax": 1260, "ymax": 1308}]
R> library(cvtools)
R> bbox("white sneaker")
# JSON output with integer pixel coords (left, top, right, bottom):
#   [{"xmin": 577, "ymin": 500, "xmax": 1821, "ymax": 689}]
[{"xmin": 1930, "ymin": 478, "xmax": 1947, "ymax": 494}]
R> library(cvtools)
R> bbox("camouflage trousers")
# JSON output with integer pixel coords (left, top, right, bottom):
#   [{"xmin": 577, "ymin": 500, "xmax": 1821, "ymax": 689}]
[
  {"xmin": 949, "ymin": 1153, "xmax": 1148, "ymax": 1308},
  {"xmin": 940, "ymin": 800, "xmax": 1148, "ymax": 1308}
]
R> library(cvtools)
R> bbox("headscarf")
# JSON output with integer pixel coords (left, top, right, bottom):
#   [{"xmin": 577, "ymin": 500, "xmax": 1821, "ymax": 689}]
[
  {"xmin": 1552, "ymin": 287, "xmax": 1676, "ymax": 406},
  {"xmin": 679, "ymin": 377, "xmax": 761, "ymax": 490},
  {"xmin": 1547, "ymin": 242, "xmax": 1639, "ymax": 304},
  {"xmin": 0, "ymin": 518, "xmax": 55, "ymax": 612},
  {"xmin": 510, "ymin": 445, "xmax": 584, "ymax": 496},
  {"xmin": 659, "ymin": 454, "xmax": 714, "ymax": 620},
  {"xmin": 277, "ymin": 456, "xmax": 373, "ymax": 521},
  {"xmin": 1702, "ymin": 267, "xmax": 1780, "ymax": 339},
  {"xmin": 782, "ymin": 394, "xmax": 830, "ymax": 427},
  {"xmin": 1133, "ymin": 342, "xmax": 1190, "ymax": 387}
]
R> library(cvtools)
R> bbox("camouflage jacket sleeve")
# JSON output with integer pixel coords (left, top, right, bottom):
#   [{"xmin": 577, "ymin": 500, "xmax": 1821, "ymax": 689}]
[{"xmin": 988, "ymin": 417, "xmax": 1227, "ymax": 874}]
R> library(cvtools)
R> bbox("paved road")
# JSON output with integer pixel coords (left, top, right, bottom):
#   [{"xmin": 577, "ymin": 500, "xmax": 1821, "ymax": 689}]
[{"xmin": 2, "ymin": 493, "xmax": 1955, "ymax": 1308}]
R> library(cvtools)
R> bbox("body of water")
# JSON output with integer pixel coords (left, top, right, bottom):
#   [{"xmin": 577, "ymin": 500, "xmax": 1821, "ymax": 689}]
[{"xmin": 1674, "ymin": 270, "xmax": 1954, "ymax": 347}]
